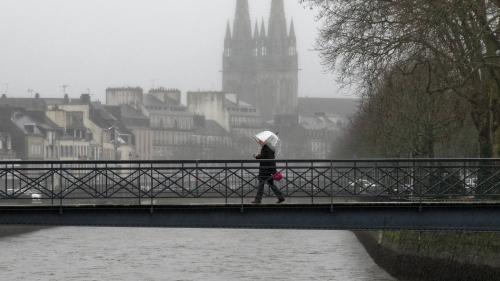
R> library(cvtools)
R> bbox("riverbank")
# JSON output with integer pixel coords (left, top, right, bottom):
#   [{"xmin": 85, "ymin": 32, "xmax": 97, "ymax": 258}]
[
  {"xmin": 0, "ymin": 225, "xmax": 47, "ymax": 238},
  {"xmin": 355, "ymin": 231, "xmax": 500, "ymax": 281}
]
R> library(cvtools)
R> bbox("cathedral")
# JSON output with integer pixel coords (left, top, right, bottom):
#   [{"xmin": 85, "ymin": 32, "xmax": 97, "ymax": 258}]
[{"xmin": 222, "ymin": 0, "xmax": 298, "ymax": 119}]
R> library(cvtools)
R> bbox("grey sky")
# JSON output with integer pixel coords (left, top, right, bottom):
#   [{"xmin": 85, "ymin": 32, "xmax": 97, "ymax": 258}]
[{"xmin": 0, "ymin": 0, "xmax": 350, "ymax": 101}]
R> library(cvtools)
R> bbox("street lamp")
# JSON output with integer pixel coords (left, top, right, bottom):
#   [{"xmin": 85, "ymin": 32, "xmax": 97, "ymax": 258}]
[{"xmin": 106, "ymin": 125, "xmax": 120, "ymax": 160}]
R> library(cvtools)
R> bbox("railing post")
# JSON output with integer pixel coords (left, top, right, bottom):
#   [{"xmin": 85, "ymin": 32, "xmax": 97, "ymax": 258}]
[
  {"xmin": 104, "ymin": 163, "xmax": 108, "ymax": 200},
  {"xmin": 311, "ymin": 161, "xmax": 314, "ymax": 205},
  {"xmin": 4, "ymin": 161, "xmax": 6, "ymax": 198},
  {"xmin": 225, "ymin": 162, "xmax": 228, "ymax": 205},
  {"xmin": 59, "ymin": 163, "xmax": 63, "ymax": 214},
  {"xmin": 195, "ymin": 160, "xmax": 199, "ymax": 198},
  {"xmin": 396, "ymin": 161, "xmax": 399, "ymax": 197},
  {"xmin": 12, "ymin": 163, "xmax": 16, "ymax": 197},
  {"xmin": 374, "ymin": 161, "xmax": 379, "ymax": 197},
  {"xmin": 414, "ymin": 159, "xmax": 423, "ymax": 212},
  {"xmin": 150, "ymin": 162, "xmax": 154, "ymax": 213},
  {"xmin": 51, "ymin": 163, "xmax": 54, "ymax": 206},
  {"xmin": 181, "ymin": 162, "xmax": 185, "ymax": 199},
  {"xmin": 138, "ymin": 163, "xmax": 141, "ymax": 206},
  {"xmin": 330, "ymin": 160, "xmax": 334, "ymax": 213},
  {"xmin": 94, "ymin": 163, "xmax": 100, "ymax": 202},
  {"xmin": 285, "ymin": 161, "xmax": 289, "ymax": 197},
  {"xmin": 4, "ymin": 163, "xmax": 7, "ymax": 200},
  {"xmin": 94, "ymin": 163, "xmax": 98, "ymax": 203},
  {"xmin": 462, "ymin": 160, "xmax": 467, "ymax": 197},
  {"xmin": 240, "ymin": 162, "xmax": 244, "ymax": 212},
  {"xmin": 353, "ymin": 161, "xmax": 357, "ymax": 195}
]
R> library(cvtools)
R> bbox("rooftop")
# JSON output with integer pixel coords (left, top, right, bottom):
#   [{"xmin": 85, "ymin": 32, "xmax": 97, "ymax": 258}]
[
  {"xmin": 224, "ymin": 94, "xmax": 254, "ymax": 108},
  {"xmin": 298, "ymin": 97, "xmax": 359, "ymax": 117},
  {"xmin": 106, "ymin": 87, "xmax": 143, "ymax": 92},
  {"xmin": 193, "ymin": 120, "xmax": 229, "ymax": 137},
  {"xmin": 89, "ymin": 102, "xmax": 117, "ymax": 129},
  {"xmin": 0, "ymin": 96, "xmax": 46, "ymax": 111},
  {"xmin": 143, "ymin": 94, "xmax": 191, "ymax": 115},
  {"xmin": 10, "ymin": 111, "xmax": 52, "ymax": 136},
  {"xmin": 43, "ymin": 97, "xmax": 87, "ymax": 106}
]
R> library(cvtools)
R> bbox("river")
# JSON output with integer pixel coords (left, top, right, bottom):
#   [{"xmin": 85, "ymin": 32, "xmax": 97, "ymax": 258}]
[{"xmin": 0, "ymin": 228, "xmax": 395, "ymax": 281}]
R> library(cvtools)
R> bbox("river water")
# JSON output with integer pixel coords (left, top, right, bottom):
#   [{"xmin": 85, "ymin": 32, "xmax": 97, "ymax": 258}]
[{"xmin": 0, "ymin": 228, "xmax": 395, "ymax": 281}]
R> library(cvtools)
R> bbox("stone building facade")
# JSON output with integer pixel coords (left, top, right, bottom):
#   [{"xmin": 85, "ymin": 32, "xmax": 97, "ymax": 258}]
[
  {"xmin": 225, "ymin": 93, "xmax": 267, "ymax": 158},
  {"xmin": 45, "ymin": 95, "xmax": 116, "ymax": 160},
  {"xmin": 143, "ymin": 93, "xmax": 196, "ymax": 159},
  {"xmin": 187, "ymin": 91, "xmax": 229, "ymax": 131},
  {"xmin": 0, "ymin": 132, "xmax": 16, "ymax": 160}
]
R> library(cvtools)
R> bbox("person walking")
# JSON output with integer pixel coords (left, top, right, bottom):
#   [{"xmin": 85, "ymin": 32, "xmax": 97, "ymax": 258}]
[{"xmin": 251, "ymin": 132, "xmax": 285, "ymax": 204}]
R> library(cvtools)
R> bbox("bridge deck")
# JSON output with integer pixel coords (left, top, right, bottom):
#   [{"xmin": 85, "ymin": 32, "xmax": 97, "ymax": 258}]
[{"xmin": 1, "ymin": 202, "xmax": 499, "ymax": 231}]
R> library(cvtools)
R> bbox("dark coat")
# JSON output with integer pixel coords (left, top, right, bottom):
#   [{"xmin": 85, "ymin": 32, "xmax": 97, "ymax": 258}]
[{"xmin": 255, "ymin": 144, "xmax": 277, "ymax": 178}]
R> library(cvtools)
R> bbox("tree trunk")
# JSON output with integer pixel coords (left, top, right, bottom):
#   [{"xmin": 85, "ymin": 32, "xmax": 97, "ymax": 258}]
[
  {"xmin": 478, "ymin": 125, "xmax": 493, "ymax": 158},
  {"xmin": 477, "ymin": 122, "xmax": 494, "ymax": 194}
]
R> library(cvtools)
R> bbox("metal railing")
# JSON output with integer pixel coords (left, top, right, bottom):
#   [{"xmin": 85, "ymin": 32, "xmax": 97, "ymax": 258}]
[{"xmin": 0, "ymin": 159, "xmax": 499, "ymax": 206}]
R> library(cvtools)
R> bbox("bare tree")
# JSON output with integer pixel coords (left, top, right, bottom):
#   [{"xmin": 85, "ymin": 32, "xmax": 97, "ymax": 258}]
[
  {"xmin": 332, "ymin": 59, "xmax": 474, "ymax": 159},
  {"xmin": 303, "ymin": 0, "xmax": 500, "ymax": 157}
]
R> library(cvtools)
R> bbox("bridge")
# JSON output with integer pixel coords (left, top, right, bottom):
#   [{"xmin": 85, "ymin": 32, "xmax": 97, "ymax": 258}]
[{"xmin": 0, "ymin": 159, "xmax": 499, "ymax": 231}]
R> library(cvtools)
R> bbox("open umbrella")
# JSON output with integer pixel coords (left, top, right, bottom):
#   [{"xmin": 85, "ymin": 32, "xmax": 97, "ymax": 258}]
[
  {"xmin": 253, "ymin": 131, "xmax": 280, "ymax": 152},
  {"xmin": 253, "ymin": 131, "xmax": 283, "ymax": 181}
]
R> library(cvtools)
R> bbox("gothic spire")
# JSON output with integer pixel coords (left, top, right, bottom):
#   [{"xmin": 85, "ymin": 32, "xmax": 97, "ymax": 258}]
[
  {"xmin": 254, "ymin": 21, "xmax": 259, "ymax": 38},
  {"xmin": 268, "ymin": 0, "xmax": 287, "ymax": 39},
  {"xmin": 289, "ymin": 18, "xmax": 296, "ymax": 40},
  {"xmin": 225, "ymin": 20, "xmax": 232, "ymax": 41},
  {"xmin": 260, "ymin": 18, "xmax": 266, "ymax": 37},
  {"xmin": 233, "ymin": 0, "xmax": 252, "ymax": 40}
]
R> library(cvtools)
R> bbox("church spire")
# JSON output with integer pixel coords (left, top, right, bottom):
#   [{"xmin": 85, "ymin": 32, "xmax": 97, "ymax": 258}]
[
  {"xmin": 254, "ymin": 21, "xmax": 259, "ymax": 38},
  {"xmin": 268, "ymin": 0, "xmax": 287, "ymax": 39},
  {"xmin": 233, "ymin": 0, "xmax": 252, "ymax": 40},
  {"xmin": 289, "ymin": 18, "xmax": 295, "ymax": 40},
  {"xmin": 225, "ymin": 20, "xmax": 232, "ymax": 42},
  {"xmin": 260, "ymin": 18, "xmax": 266, "ymax": 37}
]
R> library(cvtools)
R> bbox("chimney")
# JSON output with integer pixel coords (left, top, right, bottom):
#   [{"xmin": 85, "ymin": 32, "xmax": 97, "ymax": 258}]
[{"xmin": 81, "ymin": 93, "xmax": 91, "ymax": 104}]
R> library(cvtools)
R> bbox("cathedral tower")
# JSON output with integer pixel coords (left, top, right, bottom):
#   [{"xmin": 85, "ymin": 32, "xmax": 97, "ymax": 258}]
[
  {"xmin": 223, "ymin": 0, "xmax": 256, "ymax": 107},
  {"xmin": 223, "ymin": 0, "xmax": 298, "ymax": 119}
]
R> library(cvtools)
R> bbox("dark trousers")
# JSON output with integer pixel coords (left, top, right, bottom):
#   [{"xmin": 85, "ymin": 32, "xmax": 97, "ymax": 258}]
[{"xmin": 254, "ymin": 177, "xmax": 284, "ymax": 202}]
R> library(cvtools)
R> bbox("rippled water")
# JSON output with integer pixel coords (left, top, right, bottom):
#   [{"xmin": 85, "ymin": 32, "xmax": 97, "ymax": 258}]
[{"xmin": 0, "ymin": 228, "xmax": 395, "ymax": 281}]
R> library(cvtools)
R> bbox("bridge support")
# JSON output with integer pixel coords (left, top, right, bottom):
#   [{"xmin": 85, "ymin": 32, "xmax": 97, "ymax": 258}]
[{"xmin": 0, "ymin": 203, "xmax": 499, "ymax": 231}]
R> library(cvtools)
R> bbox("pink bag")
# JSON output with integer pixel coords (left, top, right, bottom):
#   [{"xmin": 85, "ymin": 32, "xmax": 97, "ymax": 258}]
[{"xmin": 273, "ymin": 171, "xmax": 284, "ymax": 181}]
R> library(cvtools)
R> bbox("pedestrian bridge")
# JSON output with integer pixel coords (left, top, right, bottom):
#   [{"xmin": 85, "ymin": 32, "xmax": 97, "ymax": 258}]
[{"xmin": 0, "ymin": 159, "xmax": 499, "ymax": 231}]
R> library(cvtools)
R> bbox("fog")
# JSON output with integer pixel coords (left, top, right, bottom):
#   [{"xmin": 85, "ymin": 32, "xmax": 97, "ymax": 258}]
[{"xmin": 0, "ymin": 0, "xmax": 348, "ymax": 100}]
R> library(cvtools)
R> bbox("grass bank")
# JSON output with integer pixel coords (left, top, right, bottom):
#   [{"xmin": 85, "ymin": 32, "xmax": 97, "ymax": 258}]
[{"xmin": 355, "ymin": 231, "xmax": 500, "ymax": 281}]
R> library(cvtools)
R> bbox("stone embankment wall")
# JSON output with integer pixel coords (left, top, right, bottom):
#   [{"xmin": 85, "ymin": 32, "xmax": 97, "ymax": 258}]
[{"xmin": 355, "ymin": 231, "xmax": 500, "ymax": 281}]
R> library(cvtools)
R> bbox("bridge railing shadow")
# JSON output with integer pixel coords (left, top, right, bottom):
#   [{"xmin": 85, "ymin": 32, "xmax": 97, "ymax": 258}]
[{"xmin": 0, "ymin": 159, "xmax": 499, "ymax": 206}]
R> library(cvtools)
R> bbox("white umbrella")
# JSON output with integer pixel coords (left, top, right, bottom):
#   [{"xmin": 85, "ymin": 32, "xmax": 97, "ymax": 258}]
[{"xmin": 253, "ymin": 131, "xmax": 280, "ymax": 152}]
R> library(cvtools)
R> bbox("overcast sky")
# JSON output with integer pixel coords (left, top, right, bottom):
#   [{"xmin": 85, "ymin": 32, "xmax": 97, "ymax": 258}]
[{"xmin": 0, "ymin": 0, "xmax": 352, "ymax": 101}]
